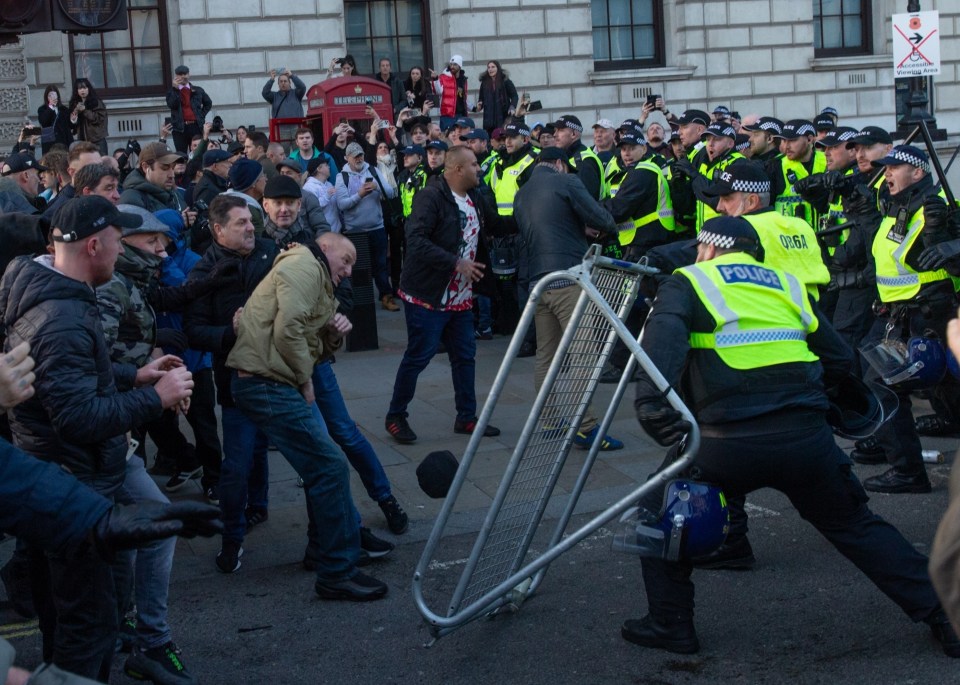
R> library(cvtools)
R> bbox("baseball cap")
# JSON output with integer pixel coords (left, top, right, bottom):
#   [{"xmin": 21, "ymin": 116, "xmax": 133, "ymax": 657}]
[
  {"xmin": 712, "ymin": 105, "xmax": 731, "ymax": 116},
  {"xmin": 537, "ymin": 146, "xmax": 570, "ymax": 167},
  {"xmin": 263, "ymin": 174, "xmax": 302, "ymax": 199},
  {"xmin": 593, "ymin": 118, "xmax": 615, "ymax": 130},
  {"xmin": 821, "ymin": 106, "xmax": 839, "ymax": 117},
  {"xmin": 491, "ymin": 127, "xmax": 505, "ymax": 140},
  {"xmin": 677, "ymin": 109, "xmax": 710, "ymax": 126},
  {"xmin": 139, "ymin": 142, "xmax": 180, "ymax": 166},
  {"xmin": 871, "ymin": 144, "xmax": 930, "ymax": 172},
  {"xmin": 702, "ymin": 160, "xmax": 772, "ymax": 198},
  {"xmin": 813, "ymin": 114, "xmax": 836, "ymax": 131},
  {"xmin": 460, "ymin": 129, "xmax": 489, "ymax": 141},
  {"xmin": 345, "ymin": 142, "xmax": 365, "ymax": 158},
  {"xmin": 275, "ymin": 157, "xmax": 302, "ymax": 174},
  {"xmin": 50, "ymin": 196, "xmax": 142, "ymax": 243},
  {"xmin": 401, "ymin": 144, "xmax": 425, "ymax": 157},
  {"xmin": 452, "ymin": 117, "xmax": 475, "ymax": 129},
  {"xmin": 618, "ymin": 131, "xmax": 646, "ymax": 146},
  {"xmin": 698, "ymin": 215, "xmax": 761, "ymax": 254},
  {"xmin": 741, "ymin": 116, "xmax": 784, "ymax": 136},
  {"xmin": 116, "ymin": 204, "xmax": 169, "ymax": 237},
  {"xmin": 229, "ymin": 157, "xmax": 264, "ymax": 189},
  {"xmin": 502, "ymin": 122, "xmax": 531, "ymax": 138},
  {"xmin": 425, "ymin": 140, "xmax": 448, "ymax": 152},
  {"xmin": 551, "ymin": 115, "xmax": 583, "ymax": 133},
  {"xmin": 620, "ymin": 118, "xmax": 644, "ymax": 134},
  {"xmin": 306, "ymin": 156, "xmax": 330, "ymax": 176},
  {"xmin": 202, "ymin": 149, "xmax": 232, "ymax": 167},
  {"xmin": 701, "ymin": 122, "xmax": 737, "ymax": 140},
  {"xmin": 850, "ymin": 126, "xmax": 893, "ymax": 146},
  {"xmin": 227, "ymin": 140, "xmax": 245, "ymax": 156},
  {"xmin": 1, "ymin": 153, "xmax": 45, "ymax": 175},
  {"xmin": 816, "ymin": 126, "xmax": 859, "ymax": 148},
  {"xmin": 734, "ymin": 134, "xmax": 751, "ymax": 153},
  {"xmin": 777, "ymin": 119, "xmax": 816, "ymax": 140},
  {"xmin": 449, "ymin": 55, "xmax": 464, "ymax": 68}
]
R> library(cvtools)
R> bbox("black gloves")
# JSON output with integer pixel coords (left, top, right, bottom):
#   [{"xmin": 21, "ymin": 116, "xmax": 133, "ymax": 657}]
[
  {"xmin": 670, "ymin": 157, "xmax": 695, "ymax": 181},
  {"xmin": 92, "ymin": 501, "xmax": 222, "ymax": 558},
  {"xmin": 635, "ymin": 401, "xmax": 692, "ymax": 447},
  {"xmin": 155, "ymin": 328, "xmax": 189, "ymax": 353},
  {"xmin": 793, "ymin": 174, "xmax": 818, "ymax": 195},
  {"xmin": 918, "ymin": 238, "xmax": 960, "ymax": 272},
  {"xmin": 841, "ymin": 184, "xmax": 878, "ymax": 220},
  {"xmin": 827, "ymin": 269, "xmax": 865, "ymax": 291}
]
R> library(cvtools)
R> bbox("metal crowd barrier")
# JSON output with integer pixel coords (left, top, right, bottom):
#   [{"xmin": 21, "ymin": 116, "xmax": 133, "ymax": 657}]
[{"xmin": 412, "ymin": 244, "xmax": 700, "ymax": 642}]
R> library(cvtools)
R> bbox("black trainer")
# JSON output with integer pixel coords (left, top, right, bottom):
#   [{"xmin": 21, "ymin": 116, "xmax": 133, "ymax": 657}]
[
  {"xmin": 385, "ymin": 414, "xmax": 417, "ymax": 444},
  {"xmin": 928, "ymin": 609, "xmax": 960, "ymax": 658},
  {"xmin": 862, "ymin": 467, "xmax": 932, "ymax": 494},
  {"xmin": 378, "ymin": 495, "xmax": 409, "ymax": 534},
  {"xmin": 621, "ymin": 615, "xmax": 700, "ymax": 654},
  {"xmin": 691, "ymin": 536, "xmax": 756, "ymax": 570},
  {"xmin": 359, "ymin": 527, "xmax": 394, "ymax": 566},
  {"xmin": 315, "ymin": 572, "xmax": 388, "ymax": 602},
  {"xmin": 215, "ymin": 539, "xmax": 243, "ymax": 574},
  {"xmin": 124, "ymin": 641, "xmax": 195, "ymax": 684},
  {"xmin": 454, "ymin": 417, "xmax": 501, "ymax": 437}
]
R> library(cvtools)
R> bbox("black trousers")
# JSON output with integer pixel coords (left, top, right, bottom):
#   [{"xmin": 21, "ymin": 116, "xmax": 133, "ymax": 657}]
[
  {"xmin": 172, "ymin": 122, "xmax": 201, "ymax": 154},
  {"xmin": 639, "ymin": 417, "xmax": 940, "ymax": 625},
  {"xmin": 183, "ymin": 367, "xmax": 222, "ymax": 488}
]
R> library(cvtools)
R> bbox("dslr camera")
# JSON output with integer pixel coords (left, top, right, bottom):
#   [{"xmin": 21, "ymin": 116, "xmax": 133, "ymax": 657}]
[{"xmin": 210, "ymin": 116, "xmax": 224, "ymax": 133}]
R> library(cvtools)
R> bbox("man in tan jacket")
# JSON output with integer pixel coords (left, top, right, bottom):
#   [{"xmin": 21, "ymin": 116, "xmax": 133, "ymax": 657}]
[{"xmin": 226, "ymin": 232, "xmax": 389, "ymax": 602}]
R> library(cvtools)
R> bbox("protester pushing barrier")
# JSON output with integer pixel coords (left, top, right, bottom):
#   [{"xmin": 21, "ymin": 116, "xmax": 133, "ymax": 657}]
[{"xmin": 413, "ymin": 245, "xmax": 702, "ymax": 641}]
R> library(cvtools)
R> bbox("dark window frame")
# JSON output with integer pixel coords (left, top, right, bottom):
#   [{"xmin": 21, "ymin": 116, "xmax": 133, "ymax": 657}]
[
  {"xmin": 591, "ymin": 0, "xmax": 665, "ymax": 71},
  {"xmin": 68, "ymin": 0, "xmax": 171, "ymax": 98},
  {"xmin": 343, "ymin": 0, "xmax": 432, "ymax": 78},
  {"xmin": 813, "ymin": 0, "xmax": 873, "ymax": 58}
]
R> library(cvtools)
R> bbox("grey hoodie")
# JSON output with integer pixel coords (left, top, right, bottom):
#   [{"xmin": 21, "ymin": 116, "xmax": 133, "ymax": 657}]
[{"xmin": 334, "ymin": 161, "xmax": 396, "ymax": 233}]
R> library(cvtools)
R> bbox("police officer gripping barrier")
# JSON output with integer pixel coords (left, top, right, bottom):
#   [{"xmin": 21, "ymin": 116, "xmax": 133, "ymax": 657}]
[{"xmin": 623, "ymin": 215, "xmax": 960, "ymax": 657}]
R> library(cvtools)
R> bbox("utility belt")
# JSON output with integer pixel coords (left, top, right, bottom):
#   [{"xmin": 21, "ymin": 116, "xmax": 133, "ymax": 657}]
[{"xmin": 698, "ymin": 408, "xmax": 824, "ymax": 439}]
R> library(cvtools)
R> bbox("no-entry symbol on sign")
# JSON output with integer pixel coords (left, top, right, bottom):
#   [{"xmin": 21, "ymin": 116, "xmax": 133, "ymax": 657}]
[{"xmin": 893, "ymin": 10, "xmax": 941, "ymax": 77}]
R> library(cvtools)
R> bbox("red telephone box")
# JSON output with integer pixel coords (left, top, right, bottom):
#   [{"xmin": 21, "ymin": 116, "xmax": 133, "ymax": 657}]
[{"xmin": 304, "ymin": 76, "xmax": 394, "ymax": 147}]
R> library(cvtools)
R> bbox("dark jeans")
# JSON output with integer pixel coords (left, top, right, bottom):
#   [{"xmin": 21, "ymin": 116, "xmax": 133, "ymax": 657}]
[
  {"xmin": 639, "ymin": 418, "xmax": 940, "ymax": 625},
  {"xmin": 832, "ymin": 286, "xmax": 875, "ymax": 378},
  {"xmin": 388, "ymin": 302, "xmax": 477, "ymax": 422},
  {"xmin": 366, "ymin": 227, "xmax": 391, "ymax": 299},
  {"xmin": 172, "ymin": 122, "xmax": 201, "ymax": 154},
  {"xmin": 232, "ymin": 375, "xmax": 360, "ymax": 581},
  {"xmin": 218, "ymin": 406, "xmax": 270, "ymax": 542},
  {"xmin": 313, "ymin": 361, "xmax": 391, "ymax": 503}
]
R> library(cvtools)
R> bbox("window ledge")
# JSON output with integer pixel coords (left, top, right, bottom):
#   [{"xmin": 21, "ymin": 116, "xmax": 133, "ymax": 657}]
[
  {"xmin": 589, "ymin": 65, "xmax": 697, "ymax": 84},
  {"xmin": 809, "ymin": 54, "xmax": 893, "ymax": 71}
]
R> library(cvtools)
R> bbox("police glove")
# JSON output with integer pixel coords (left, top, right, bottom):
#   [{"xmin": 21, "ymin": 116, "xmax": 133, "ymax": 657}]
[
  {"xmin": 923, "ymin": 195, "xmax": 952, "ymax": 245},
  {"xmin": 670, "ymin": 157, "xmax": 695, "ymax": 180},
  {"xmin": 827, "ymin": 269, "xmax": 865, "ymax": 291},
  {"xmin": 635, "ymin": 401, "xmax": 692, "ymax": 447},
  {"xmin": 918, "ymin": 238, "xmax": 960, "ymax": 272},
  {"xmin": 792, "ymin": 174, "xmax": 819, "ymax": 195},
  {"xmin": 92, "ymin": 501, "xmax": 222, "ymax": 558},
  {"xmin": 841, "ymin": 185, "xmax": 878, "ymax": 219},
  {"xmin": 155, "ymin": 328, "xmax": 189, "ymax": 353}
]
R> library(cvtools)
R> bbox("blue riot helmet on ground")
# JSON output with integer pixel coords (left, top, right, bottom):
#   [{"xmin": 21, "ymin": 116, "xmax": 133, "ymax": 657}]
[
  {"xmin": 612, "ymin": 480, "xmax": 729, "ymax": 561},
  {"xmin": 826, "ymin": 374, "xmax": 899, "ymax": 440},
  {"xmin": 860, "ymin": 336, "xmax": 947, "ymax": 391}
]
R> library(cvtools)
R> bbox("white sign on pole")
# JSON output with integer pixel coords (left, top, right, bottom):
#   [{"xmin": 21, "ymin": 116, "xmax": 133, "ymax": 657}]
[{"xmin": 892, "ymin": 11, "xmax": 941, "ymax": 78}]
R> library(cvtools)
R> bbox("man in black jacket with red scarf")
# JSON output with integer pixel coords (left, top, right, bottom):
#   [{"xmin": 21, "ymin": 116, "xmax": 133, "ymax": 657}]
[{"xmin": 384, "ymin": 146, "xmax": 505, "ymax": 444}]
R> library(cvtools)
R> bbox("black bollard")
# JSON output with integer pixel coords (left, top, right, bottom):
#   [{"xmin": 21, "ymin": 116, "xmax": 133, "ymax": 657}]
[{"xmin": 344, "ymin": 231, "xmax": 379, "ymax": 351}]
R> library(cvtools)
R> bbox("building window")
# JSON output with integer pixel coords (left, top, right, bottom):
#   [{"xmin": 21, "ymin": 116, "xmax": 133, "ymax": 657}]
[
  {"xmin": 344, "ymin": 0, "xmax": 430, "ymax": 77},
  {"xmin": 813, "ymin": 0, "xmax": 872, "ymax": 57},
  {"xmin": 69, "ymin": 0, "xmax": 170, "ymax": 97},
  {"xmin": 591, "ymin": 0, "xmax": 664, "ymax": 70}
]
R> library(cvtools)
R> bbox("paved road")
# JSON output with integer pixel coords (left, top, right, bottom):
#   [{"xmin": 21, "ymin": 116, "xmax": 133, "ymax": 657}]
[{"xmin": 2, "ymin": 307, "xmax": 958, "ymax": 683}]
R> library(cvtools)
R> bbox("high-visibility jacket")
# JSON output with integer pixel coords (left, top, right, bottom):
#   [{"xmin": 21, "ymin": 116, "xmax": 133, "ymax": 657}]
[
  {"xmin": 775, "ymin": 150, "xmax": 827, "ymax": 228},
  {"xmin": 675, "ymin": 251, "xmax": 820, "ymax": 369},
  {"xmin": 490, "ymin": 153, "xmax": 536, "ymax": 216},
  {"xmin": 696, "ymin": 152, "xmax": 745, "ymax": 232},
  {"xmin": 607, "ymin": 159, "xmax": 676, "ymax": 245},
  {"xmin": 569, "ymin": 146, "xmax": 608, "ymax": 200},
  {"xmin": 399, "ymin": 165, "xmax": 427, "ymax": 218},
  {"xmin": 480, "ymin": 150, "xmax": 499, "ymax": 186},
  {"xmin": 742, "ymin": 209, "xmax": 830, "ymax": 299},
  {"xmin": 873, "ymin": 203, "xmax": 952, "ymax": 302}
]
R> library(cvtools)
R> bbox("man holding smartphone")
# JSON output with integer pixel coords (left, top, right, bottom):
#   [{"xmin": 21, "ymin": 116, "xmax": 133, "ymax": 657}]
[{"xmin": 165, "ymin": 65, "xmax": 213, "ymax": 153}]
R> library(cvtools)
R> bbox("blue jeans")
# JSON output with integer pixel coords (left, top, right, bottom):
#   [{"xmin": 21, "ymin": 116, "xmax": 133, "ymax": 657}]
[
  {"xmin": 232, "ymin": 375, "xmax": 360, "ymax": 581},
  {"xmin": 313, "ymin": 361, "xmax": 391, "ymax": 503},
  {"xmin": 120, "ymin": 455, "xmax": 175, "ymax": 650},
  {"xmin": 475, "ymin": 294, "xmax": 492, "ymax": 333},
  {"xmin": 219, "ymin": 406, "xmax": 270, "ymax": 543},
  {"xmin": 366, "ymin": 227, "xmax": 392, "ymax": 298},
  {"xmin": 388, "ymin": 302, "xmax": 477, "ymax": 422}
]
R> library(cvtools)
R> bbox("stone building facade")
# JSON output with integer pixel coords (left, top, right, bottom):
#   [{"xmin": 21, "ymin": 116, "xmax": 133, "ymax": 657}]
[{"xmin": 2, "ymin": 0, "xmax": 957, "ymax": 152}]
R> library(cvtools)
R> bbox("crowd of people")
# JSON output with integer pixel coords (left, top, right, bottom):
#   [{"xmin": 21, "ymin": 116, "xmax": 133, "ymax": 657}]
[{"xmin": 2, "ymin": 50, "xmax": 960, "ymax": 684}]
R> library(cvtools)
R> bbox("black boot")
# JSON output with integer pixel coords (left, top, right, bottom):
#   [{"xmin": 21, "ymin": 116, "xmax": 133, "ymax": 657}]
[
  {"xmin": 927, "ymin": 610, "xmax": 960, "ymax": 658},
  {"xmin": 850, "ymin": 436, "xmax": 885, "ymax": 465},
  {"xmin": 691, "ymin": 535, "xmax": 755, "ymax": 570},
  {"xmin": 862, "ymin": 467, "xmax": 931, "ymax": 494},
  {"xmin": 621, "ymin": 614, "xmax": 699, "ymax": 654}
]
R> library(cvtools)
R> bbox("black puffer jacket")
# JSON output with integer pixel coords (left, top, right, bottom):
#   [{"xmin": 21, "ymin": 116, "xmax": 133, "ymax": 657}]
[
  {"xmin": 399, "ymin": 176, "xmax": 506, "ymax": 308},
  {"xmin": 184, "ymin": 237, "xmax": 279, "ymax": 406},
  {"xmin": 0, "ymin": 256, "xmax": 162, "ymax": 495}
]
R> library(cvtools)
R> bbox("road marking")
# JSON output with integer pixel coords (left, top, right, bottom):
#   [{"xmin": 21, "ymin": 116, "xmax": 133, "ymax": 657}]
[{"xmin": 744, "ymin": 502, "xmax": 782, "ymax": 517}]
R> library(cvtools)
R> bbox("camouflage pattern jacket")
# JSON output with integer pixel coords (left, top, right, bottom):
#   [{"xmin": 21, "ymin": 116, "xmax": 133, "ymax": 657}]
[{"xmin": 96, "ymin": 243, "xmax": 162, "ymax": 367}]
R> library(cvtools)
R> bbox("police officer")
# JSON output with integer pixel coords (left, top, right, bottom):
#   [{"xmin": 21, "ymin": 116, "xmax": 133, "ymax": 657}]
[
  {"xmin": 853, "ymin": 145, "xmax": 960, "ymax": 492},
  {"xmin": 397, "ymin": 144, "xmax": 427, "ymax": 220},
  {"xmin": 624, "ymin": 215, "xmax": 959, "ymax": 657},
  {"xmin": 769, "ymin": 119, "xmax": 827, "ymax": 229},
  {"xmin": 688, "ymin": 121, "xmax": 745, "ymax": 232},
  {"xmin": 550, "ymin": 114, "xmax": 605, "ymax": 201},
  {"xmin": 489, "ymin": 122, "xmax": 537, "ymax": 226},
  {"xmin": 462, "ymin": 129, "xmax": 498, "ymax": 184},
  {"xmin": 739, "ymin": 116, "xmax": 783, "ymax": 173},
  {"xmin": 666, "ymin": 109, "xmax": 710, "ymax": 232}
]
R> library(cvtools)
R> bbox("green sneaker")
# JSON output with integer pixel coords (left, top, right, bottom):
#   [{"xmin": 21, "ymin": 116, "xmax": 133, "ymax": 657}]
[{"xmin": 124, "ymin": 641, "xmax": 196, "ymax": 685}]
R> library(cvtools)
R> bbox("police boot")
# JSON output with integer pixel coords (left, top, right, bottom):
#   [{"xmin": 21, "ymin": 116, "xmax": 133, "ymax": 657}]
[
  {"xmin": 862, "ymin": 467, "xmax": 932, "ymax": 494},
  {"xmin": 621, "ymin": 614, "xmax": 700, "ymax": 654},
  {"xmin": 691, "ymin": 535, "xmax": 755, "ymax": 570},
  {"xmin": 927, "ymin": 610, "xmax": 960, "ymax": 658},
  {"xmin": 850, "ymin": 435, "xmax": 885, "ymax": 465}
]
